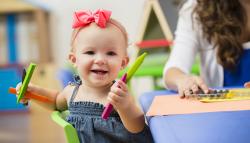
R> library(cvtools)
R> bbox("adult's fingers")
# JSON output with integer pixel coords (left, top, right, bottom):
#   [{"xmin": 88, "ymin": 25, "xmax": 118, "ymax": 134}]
[
  {"xmin": 184, "ymin": 89, "xmax": 193, "ymax": 98},
  {"xmin": 191, "ymin": 84, "xmax": 200, "ymax": 94},
  {"xmin": 194, "ymin": 77, "xmax": 209, "ymax": 94},
  {"xmin": 244, "ymin": 82, "xmax": 250, "ymax": 88},
  {"xmin": 178, "ymin": 88, "xmax": 185, "ymax": 98}
]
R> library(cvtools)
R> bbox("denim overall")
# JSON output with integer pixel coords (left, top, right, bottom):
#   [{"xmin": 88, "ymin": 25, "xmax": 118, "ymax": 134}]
[
  {"xmin": 224, "ymin": 49, "xmax": 250, "ymax": 86},
  {"xmin": 66, "ymin": 76, "xmax": 154, "ymax": 143}
]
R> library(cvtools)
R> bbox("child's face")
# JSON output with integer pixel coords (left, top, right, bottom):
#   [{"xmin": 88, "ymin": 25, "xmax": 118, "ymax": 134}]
[{"xmin": 69, "ymin": 23, "xmax": 128, "ymax": 87}]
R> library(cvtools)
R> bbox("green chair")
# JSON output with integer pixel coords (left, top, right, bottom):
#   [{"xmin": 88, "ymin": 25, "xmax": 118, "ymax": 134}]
[{"xmin": 51, "ymin": 110, "xmax": 80, "ymax": 143}]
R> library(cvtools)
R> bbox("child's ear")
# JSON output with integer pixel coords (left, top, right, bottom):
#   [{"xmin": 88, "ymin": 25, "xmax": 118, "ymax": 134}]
[
  {"xmin": 68, "ymin": 52, "xmax": 77, "ymax": 67},
  {"xmin": 121, "ymin": 56, "xmax": 129, "ymax": 70}
]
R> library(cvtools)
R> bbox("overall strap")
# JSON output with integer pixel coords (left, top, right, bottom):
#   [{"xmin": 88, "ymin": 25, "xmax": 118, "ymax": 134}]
[{"xmin": 69, "ymin": 75, "xmax": 82, "ymax": 103}]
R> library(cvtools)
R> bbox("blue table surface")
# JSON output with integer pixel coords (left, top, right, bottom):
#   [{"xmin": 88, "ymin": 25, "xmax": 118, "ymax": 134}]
[{"xmin": 139, "ymin": 90, "xmax": 250, "ymax": 143}]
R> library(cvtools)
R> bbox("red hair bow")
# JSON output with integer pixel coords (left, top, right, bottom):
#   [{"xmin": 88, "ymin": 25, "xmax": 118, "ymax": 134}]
[{"xmin": 72, "ymin": 9, "xmax": 111, "ymax": 29}]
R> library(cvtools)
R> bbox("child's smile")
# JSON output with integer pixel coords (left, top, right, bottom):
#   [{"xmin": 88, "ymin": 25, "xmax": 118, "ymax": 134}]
[
  {"xmin": 91, "ymin": 69, "xmax": 108, "ymax": 75},
  {"xmin": 90, "ymin": 69, "xmax": 109, "ymax": 79},
  {"xmin": 69, "ymin": 22, "xmax": 129, "ymax": 87}
]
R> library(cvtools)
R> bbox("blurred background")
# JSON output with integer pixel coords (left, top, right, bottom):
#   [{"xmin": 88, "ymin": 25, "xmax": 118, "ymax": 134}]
[{"xmin": 0, "ymin": 0, "xmax": 183, "ymax": 142}]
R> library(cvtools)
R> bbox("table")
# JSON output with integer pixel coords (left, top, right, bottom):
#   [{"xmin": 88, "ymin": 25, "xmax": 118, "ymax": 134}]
[{"xmin": 139, "ymin": 90, "xmax": 250, "ymax": 143}]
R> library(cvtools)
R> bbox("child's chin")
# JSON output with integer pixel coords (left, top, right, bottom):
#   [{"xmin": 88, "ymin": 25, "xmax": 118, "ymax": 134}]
[
  {"xmin": 91, "ymin": 80, "xmax": 111, "ymax": 87},
  {"xmin": 91, "ymin": 72, "xmax": 108, "ymax": 80}
]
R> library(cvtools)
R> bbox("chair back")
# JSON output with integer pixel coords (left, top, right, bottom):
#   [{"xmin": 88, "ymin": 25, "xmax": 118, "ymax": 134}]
[{"xmin": 51, "ymin": 110, "xmax": 80, "ymax": 143}]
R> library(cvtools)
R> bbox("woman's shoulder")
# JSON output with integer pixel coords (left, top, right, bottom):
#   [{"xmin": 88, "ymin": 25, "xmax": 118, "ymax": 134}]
[
  {"xmin": 178, "ymin": 0, "xmax": 198, "ymax": 24},
  {"xmin": 180, "ymin": 0, "xmax": 197, "ymax": 12}
]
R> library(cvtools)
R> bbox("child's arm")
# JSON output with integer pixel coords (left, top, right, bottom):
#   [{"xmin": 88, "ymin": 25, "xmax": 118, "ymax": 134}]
[
  {"xmin": 108, "ymin": 80, "xmax": 145, "ymax": 133},
  {"xmin": 16, "ymin": 83, "xmax": 68, "ymax": 111}
]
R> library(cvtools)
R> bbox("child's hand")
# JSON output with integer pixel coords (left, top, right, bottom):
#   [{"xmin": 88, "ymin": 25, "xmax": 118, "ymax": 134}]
[
  {"xmin": 177, "ymin": 75, "xmax": 210, "ymax": 98},
  {"xmin": 107, "ymin": 80, "xmax": 133, "ymax": 111},
  {"xmin": 244, "ymin": 82, "xmax": 250, "ymax": 88},
  {"xmin": 15, "ymin": 82, "xmax": 33, "ymax": 105}
]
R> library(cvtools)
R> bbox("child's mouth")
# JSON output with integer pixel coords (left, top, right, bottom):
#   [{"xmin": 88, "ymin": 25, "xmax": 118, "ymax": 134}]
[{"xmin": 91, "ymin": 69, "xmax": 108, "ymax": 75}]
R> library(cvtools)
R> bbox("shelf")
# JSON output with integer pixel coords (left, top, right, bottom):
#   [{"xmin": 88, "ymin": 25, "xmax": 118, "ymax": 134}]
[
  {"xmin": 0, "ymin": 0, "xmax": 37, "ymax": 14},
  {"xmin": 0, "ymin": 0, "xmax": 51, "ymax": 63}
]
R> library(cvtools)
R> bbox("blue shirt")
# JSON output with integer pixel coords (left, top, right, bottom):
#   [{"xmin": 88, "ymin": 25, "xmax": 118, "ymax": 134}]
[{"xmin": 224, "ymin": 49, "xmax": 250, "ymax": 86}]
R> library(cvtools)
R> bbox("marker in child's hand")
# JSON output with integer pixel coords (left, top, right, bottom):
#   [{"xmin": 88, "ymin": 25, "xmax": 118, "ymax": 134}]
[
  {"xmin": 102, "ymin": 73, "xmax": 127, "ymax": 120},
  {"xmin": 8, "ymin": 87, "xmax": 53, "ymax": 103},
  {"xmin": 8, "ymin": 63, "xmax": 53, "ymax": 103},
  {"xmin": 16, "ymin": 63, "xmax": 36, "ymax": 103},
  {"xmin": 101, "ymin": 52, "xmax": 147, "ymax": 120}
]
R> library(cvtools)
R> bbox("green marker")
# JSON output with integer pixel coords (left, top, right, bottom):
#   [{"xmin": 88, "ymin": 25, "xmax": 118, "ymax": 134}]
[
  {"xmin": 126, "ymin": 52, "xmax": 147, "ymax": 82},
  {"xmin": 17, "ymin": 63, "xmax": 36, "ymax": 103},
  {"xmin": 102, "ymin": 52, "xmax": 147, "ymax": 120}
]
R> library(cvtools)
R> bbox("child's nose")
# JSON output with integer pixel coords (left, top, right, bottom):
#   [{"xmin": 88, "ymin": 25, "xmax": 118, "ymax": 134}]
[{"xmin": 95, "ymin": 54, "xmax": 107, "ymax": 65}]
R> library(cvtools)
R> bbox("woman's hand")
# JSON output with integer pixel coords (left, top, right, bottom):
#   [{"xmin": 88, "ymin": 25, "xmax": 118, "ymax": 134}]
[
  {"xmin": 244, "ymin": 82, "xmax": 250, "ymax": 88},
  {"xmin": 176, "ymin": 75, "xmax": 210, "ymax": 98},
  {"xmin": 107, "ymin": 80, "xmax": 134, "ymax": 111}
]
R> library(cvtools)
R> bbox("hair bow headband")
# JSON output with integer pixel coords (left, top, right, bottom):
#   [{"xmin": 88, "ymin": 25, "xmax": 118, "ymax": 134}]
[{"xmin": 72, "ymin": 9, "xmax": 111, "ymax": 28}]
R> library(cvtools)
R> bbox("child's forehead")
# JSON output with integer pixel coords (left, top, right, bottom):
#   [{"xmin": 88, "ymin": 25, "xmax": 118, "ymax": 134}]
[
  {"xmin": 75, "ymin": 24, "xmax": 126, "ymax": 44},
  {"xmin": 80, "ymin": 23, "xmax": 121, "ymax": 35}
]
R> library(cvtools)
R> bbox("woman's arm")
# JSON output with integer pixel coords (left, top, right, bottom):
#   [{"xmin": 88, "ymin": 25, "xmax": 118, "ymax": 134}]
[
  {"xmin": 163, "ymin": 0, "xmax": 199, "ymax": 89},
  {"xmin": 164, "ymin": 67, "xmax": 209, "ymax": 97},
  {"xmin": 164, "ymin": 67, "xmax": 188, "ymax": 91},
  {"xmin": 164, "ymin": 67, "xmax": 187, "ymax": 91},
  {"xmin": 163, "ymin": 0, "xmax": 209, "ymax": 97}
]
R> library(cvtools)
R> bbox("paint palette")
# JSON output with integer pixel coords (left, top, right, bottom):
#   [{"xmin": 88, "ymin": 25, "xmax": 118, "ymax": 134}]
[{"xmin": 197, "ymin": 88, "xmax": 250, "ymax": 102}]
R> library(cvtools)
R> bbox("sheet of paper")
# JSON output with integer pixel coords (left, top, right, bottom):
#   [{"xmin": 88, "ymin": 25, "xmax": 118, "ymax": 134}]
[{"xmin": 146, "ymin": 95, "xmax": 250, "ymax": 116}]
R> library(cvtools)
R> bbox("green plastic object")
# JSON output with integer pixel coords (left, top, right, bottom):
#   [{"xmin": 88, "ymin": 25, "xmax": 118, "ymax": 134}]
[
  {"xmin": 126, "ymin": 52, "xmax": 147, "ymax": 81},
  {"xmin": 17, "ymin": 63, "xmax": 36, "ymax": 103},
  {"xmin": 51, "ymin": 111, "xmax": 80, "ymax": 143},
  {"xmin": 119, "ymin": 64, "xmax": 199, "ymax": 77},
  {"xmin": 119, "ymin": 52, "xmax": 200, "ymax": 77},
  {"xmin": 118, "ymin": 53, "xmax": 199, "ymax": 90}
]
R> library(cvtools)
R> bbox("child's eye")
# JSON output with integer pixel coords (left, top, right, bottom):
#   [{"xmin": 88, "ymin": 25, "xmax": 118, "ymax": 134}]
[
  {"xmin": 84, "ymin": 51, "xmax": 95, "ymax": 55},
  {"xmin": 107, "ymin": 51, "xmax": 116, "ymax": 56}
]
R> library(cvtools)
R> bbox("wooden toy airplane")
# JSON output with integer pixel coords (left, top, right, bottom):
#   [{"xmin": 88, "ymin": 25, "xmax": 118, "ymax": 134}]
[
  {"xmin": 196, "ymin": 88, "xmax": 250, "ymax": 103},
  {"xmin": 8, "ymin": 63, "xmax": 53, "ymax": 103}
]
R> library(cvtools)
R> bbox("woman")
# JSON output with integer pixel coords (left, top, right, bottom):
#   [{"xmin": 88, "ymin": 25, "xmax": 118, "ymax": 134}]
[{"xmin": 163, "ymin": 0, "xmax": 250, "ymax": 97}]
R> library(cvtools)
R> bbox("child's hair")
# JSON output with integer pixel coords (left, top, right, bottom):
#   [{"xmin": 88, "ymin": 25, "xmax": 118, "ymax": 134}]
[
  {"xmin": 193, "ymin": 0, "xmax": 246, "ymax": 70},
  {"xmin": 70, "ymin": 10, "xmax": 128, "ymax": 52}
]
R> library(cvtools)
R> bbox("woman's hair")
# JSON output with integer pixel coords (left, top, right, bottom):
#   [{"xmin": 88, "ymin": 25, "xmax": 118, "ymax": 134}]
[
  {"xmin": 193, "ymin": 0, "xmax": 247, "ymax": 69},
  {"xmin": 70, "ymin": 18, "xmax": 128, "ymax": 52}
]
